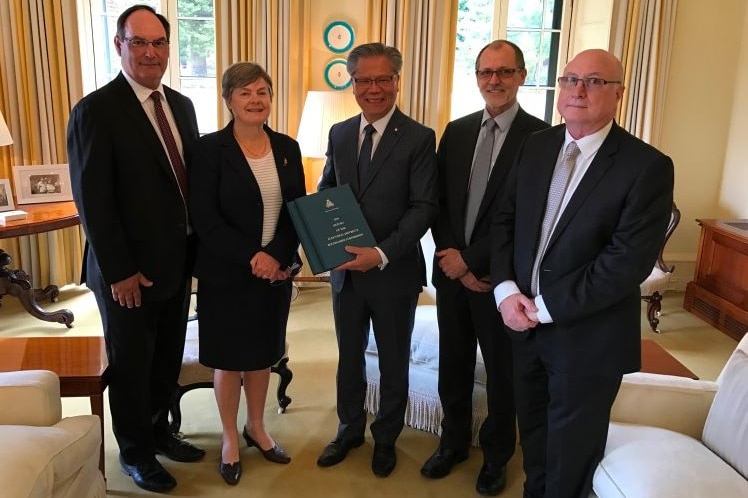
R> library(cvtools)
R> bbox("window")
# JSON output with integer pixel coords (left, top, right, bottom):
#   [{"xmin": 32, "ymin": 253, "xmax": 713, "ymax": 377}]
[
  {"xmin": 78, "ymin": 0, "xmax": 217, "ymax": 133},
  {"xmin": 451, "ymin": 0, "xmax": 567, "ymax": 123}
]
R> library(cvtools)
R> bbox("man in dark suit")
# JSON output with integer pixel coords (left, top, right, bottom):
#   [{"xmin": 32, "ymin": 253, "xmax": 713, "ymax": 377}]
[
  {"xmin": 491, "ymin": 49, "xmax": 674, "ymax": 497},
  {"xmin": 315, "ymin": 42, "xmax": 438, "ymax": 478},
  {"xmin": 423, "ymin": 40, "xmax": 548, "ymax": 496},
  {"xmin": 67, "ymin": 5, "xmax": 204, "ymax": 493}
]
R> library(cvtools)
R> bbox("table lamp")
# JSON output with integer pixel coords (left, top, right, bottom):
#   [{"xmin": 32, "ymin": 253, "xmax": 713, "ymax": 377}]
[
  {"xmin": 296, "ymin": 91, "xmax": 359, "ymax": 192},
  {"xmin": 0, "ymin": 110, "xmax": 25, "ymax": 222}
]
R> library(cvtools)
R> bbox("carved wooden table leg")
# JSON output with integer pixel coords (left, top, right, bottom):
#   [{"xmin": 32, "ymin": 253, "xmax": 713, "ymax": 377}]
[{"xmin": 0, "ymin": 248, "xmax": 74, "ymax": 327}]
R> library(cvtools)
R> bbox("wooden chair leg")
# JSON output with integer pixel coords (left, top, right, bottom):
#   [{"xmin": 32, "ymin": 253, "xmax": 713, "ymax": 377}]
[
  {"xmin": 271, "ymin": 357, "xmax": 293, "ymax": 413},
  {"xmin": 644, "ymin": 292, "xmax": 663, "ymax": 333}
]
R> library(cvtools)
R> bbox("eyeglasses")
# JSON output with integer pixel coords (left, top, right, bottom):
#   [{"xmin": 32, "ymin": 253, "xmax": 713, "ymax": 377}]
[
  {"xmin": 557, "ymin": 76, "xmax": 621, "ymax": 89},
  {"xmin": 475, "ymin": 68, "xmax": 522, "ymax": 80},
  {"xmin": 352, "ymin": 75, "xmax": 398, "ymax": 88},
  {"xmin": 122, "ymin": 37, "xmax": 170, "ymax": 49}
]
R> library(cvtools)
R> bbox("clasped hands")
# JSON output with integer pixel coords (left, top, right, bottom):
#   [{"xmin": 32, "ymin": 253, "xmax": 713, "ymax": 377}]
[
  {"xmin": 499, "ymin": 293, "xmax": 539, "ymax": 332},
  {"xmin": 251, "ymin": 251, "xmax": 292, "ymax": 282},
  {"xmin": 435, "ymin": 248, "xmax": 491, "ymax": 293}
]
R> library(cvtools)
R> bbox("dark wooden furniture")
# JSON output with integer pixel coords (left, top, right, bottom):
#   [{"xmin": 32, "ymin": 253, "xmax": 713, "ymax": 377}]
[
  {"xmin": 640, "ymin": 339, "xmax": 698, "ymax": 379},
  {"xmin": 0, "ymin": 336, "xmax": 108, "ymax": 475},
  {"xmin": 0, "ymin": 201, "xmax": 79, "ymax": 327},
  {"xmin": 684, "ymin": 219, "xmax": 748, "ymax": 341}
]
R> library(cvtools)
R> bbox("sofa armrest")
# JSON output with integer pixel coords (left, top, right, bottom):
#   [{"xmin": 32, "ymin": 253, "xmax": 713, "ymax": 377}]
[
  {"xmin": 611, "ymin": 372, "xmax": 718, "ymax": 439},
  {"xmin": 0, "ymin": 370, "xmax": 62, "ymax": 426}
]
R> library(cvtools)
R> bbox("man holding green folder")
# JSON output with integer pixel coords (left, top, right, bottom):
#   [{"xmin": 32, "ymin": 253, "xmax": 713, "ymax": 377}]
[{"xmin": 315, "ymin": 42, "xmax": 438, "ymax": 478}]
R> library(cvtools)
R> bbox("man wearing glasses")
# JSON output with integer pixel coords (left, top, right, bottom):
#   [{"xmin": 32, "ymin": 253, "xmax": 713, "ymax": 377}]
[
  {"xmin": 491, "ymin": 49, "xmax": 674, "ymax": 497},
  {"xmin": 316, "ymin": 42, "xmax": 438, "ymax": 478},
  {"xmin": 423, "ymin": 40, "xmax": 548, "ymax": 496},
  {"xmin": 68, "ymin": 4, "xmax": 204, "ymax": 493}
]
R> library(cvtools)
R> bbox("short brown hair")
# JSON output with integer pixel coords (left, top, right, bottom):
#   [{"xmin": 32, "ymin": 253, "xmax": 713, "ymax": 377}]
[{"xmin": 221, "ymin": 62, "xmax": 274, "ymax": 101}]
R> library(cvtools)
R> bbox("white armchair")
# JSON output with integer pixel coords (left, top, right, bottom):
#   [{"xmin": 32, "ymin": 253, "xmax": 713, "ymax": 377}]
[
  {"xmin": 640, "ymin": 203, "xmax": 681, "ymax": 332},
  {"xmin": 592, "ymin": 334, "xmax": 748, "ymax": 497},
  {"xmin": 0, "ymin": 370, "xmax": 105, "ymax": 498}
]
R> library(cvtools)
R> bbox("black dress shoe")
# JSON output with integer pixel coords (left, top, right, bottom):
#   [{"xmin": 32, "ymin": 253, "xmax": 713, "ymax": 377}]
[
  {"xmin": 219, "ymin": 461, "xmax": 242, "ymax": 485},
  {"xmin": 476, "ymin": 462, "xmax": 507, "ymax": 496},
  {"xmin": 120, "ymin": 456, "xmax": 177, "ymax": 493},
  {"xmin": 316, "ymin": 436, "xmax": 365, "ymax": 467},
  {"xmin": 371, "ymin": 443, "xmax": 396, "ymax": 477},
  {"xmin": 420, "ymin": 446, "xmax": 470, "ymax": 478},
  {"xmin": 242, "ymin": 427, "xmax": 291, "ymax": 464},
  {"xmin": 155, "ymin": 433, "xmax": 206, "ymax": 462}
]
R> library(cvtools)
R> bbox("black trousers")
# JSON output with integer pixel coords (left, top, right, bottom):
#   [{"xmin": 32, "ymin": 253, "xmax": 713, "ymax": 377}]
[
  {"xmin": 436, "ymin": 286, "xmax": 515, "ymax": 464},
  {"xmin": 513, "ymin": 329, "xmax": 622, "ymax": 498},
  {"xmin": 331, "ymin": 278, "xmax": 418, "ymax": 445},
  {"xmin": 89, "ymin": 273, "xmax": 190, "ymax": 464}
]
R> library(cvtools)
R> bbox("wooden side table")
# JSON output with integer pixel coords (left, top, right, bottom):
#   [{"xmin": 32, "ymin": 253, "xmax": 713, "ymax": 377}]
[
  {"xmin": 0, "ymin": 201, "xmax": 79, "ymax": 327},
  {"xmin": 0, "ymin": 336, "xmax": 108, "ymax": 476}
]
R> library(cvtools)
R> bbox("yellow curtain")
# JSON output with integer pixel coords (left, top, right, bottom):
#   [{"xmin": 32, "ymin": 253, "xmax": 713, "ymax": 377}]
[
  {"xmin": 613, "ymin": 0, "xmax": 678, "ymax": 146},
  {"xmin": 367, "ymin": 0, "xmax": 457, "ymax": 137},
  {"xmin": 0, "ymin": 0, "xmax": 84, "ymax": 287},
  {"xmin": 215, "ymin": 0, "xmax": 309, "ymax": 137}
]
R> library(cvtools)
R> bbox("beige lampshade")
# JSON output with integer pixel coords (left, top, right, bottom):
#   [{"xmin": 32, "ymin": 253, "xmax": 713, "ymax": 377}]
[
  {"xmin": 297, "ymin": 91, "xmax": 359, "ymax": 158},
  {"xmin": 0, "ymin": 111, "xmax": 13, "ymax": 146}
]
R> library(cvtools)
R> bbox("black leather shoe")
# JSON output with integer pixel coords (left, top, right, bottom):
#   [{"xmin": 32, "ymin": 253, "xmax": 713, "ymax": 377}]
[
  {"xmin": 219, "ymin": 461, "xmax": 242, "ymax": 485},
  {"xmin": 316, "ymin": 436, "xmax": 365, "ymax": 467},
  {"xmin": 155, "ymin": 434, "xmax": 206, "ymax": 462},
  {"xmin": 120, "ymin": 456, "xmax": 176, "ymax": 493},
  {"xmin": 420, "ymin": 446, "xmax": 469, "ymax": 478},
  {"xmin": 242, "ymin": 427, "xmax": 291, "ymax": 464},
  {"xmin": 476, "ymin": 462, "xmax": 507, "ymax": 496},
  {"xmin": 371, "ymin": 443, "xmax": 396, "ymax": 477}
]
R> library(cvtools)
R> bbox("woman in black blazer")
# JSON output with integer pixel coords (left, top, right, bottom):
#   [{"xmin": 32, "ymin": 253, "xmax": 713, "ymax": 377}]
[{"xmin": 188, "ymin": 62, "xmax": 305, "ymax": 485}]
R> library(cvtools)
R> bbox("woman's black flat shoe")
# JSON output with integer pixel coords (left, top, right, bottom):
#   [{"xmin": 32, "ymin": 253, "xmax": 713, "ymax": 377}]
[
  {"xmin": 219, "ymin": 461, "xmax": 242, "ymax": 485},
  {"xmin": 242, "ymin": 427, "xmax": 291, "ymax": 464}
]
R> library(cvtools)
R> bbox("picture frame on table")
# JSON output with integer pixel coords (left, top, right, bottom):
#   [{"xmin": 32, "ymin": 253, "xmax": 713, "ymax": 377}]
[
  {"xmin": 13, "ymin": 164, "xmax": 73, "ymax": 204},
  {"xmin": 0, "ymin": 178, "xmax": 14, "ymax": 212}
]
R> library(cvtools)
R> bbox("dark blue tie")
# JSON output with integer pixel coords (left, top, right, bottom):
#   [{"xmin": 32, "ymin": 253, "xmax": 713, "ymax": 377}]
[{"xmin": 358, "ymin": 124, "xmax": 375, "ymax": 185}]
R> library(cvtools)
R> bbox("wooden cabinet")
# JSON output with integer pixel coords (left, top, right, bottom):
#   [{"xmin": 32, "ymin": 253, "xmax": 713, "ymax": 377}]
[{"xmin": 684, "ymin": 219, "xmax": 748, "ymax": 341}]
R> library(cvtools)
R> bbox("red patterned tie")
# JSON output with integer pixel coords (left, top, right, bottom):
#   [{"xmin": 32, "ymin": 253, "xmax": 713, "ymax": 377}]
[{"xmin": 151, "ymin": 91, "xmax": 188, "ymax": 198}]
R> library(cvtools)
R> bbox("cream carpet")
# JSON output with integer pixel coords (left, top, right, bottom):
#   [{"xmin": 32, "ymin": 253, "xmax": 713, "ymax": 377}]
[{"xmin": 0, "ymin": 284, "xmax": 737, "ymax": 497}]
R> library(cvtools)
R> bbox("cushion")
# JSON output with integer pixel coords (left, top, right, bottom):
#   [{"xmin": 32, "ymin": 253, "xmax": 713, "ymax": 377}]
[
  {"xmin": 639, "ymin": 266, "xmax": 671, "ymax": 295},
  {"xmin": 594, "ymin": 422, "xmax": 748, "ymax": 497},
  {"xmin": 702, "ymin": 348, "xmax": 748, "ymax": 479}
]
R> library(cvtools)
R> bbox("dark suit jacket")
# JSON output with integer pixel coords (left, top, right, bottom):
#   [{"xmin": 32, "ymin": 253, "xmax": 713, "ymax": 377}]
[
  {"xmin": 431, "ymin": 107, "xmax": 548, "ymax": 293},
  {"xmin": 491, "ymin": 123, "xmax": 674, "ymax": 375},
  {"xmin": 318, "ymin": 107, "xmax": 438, "ymax": 297},
  {"xmin": 188, "ymin": 122, "xmax": 306, "ymax": 288},
  {"xmin": 68, "ymin": 72, "xmax": 199, "ymax": 300}
]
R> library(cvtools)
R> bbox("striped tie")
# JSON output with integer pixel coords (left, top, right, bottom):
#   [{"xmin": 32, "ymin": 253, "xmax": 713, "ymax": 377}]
[{"xmin": 151, "ymin": 91, "xmax": 188, "ymax": 198}]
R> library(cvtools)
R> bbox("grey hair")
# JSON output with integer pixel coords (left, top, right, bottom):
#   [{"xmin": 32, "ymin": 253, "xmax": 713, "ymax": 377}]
[
  {"xmin": 346, "ymin": 43, "xmax": 403, "ymax": 76},
  {"xmin": 474, "ymin": 40, "xmax": 525, "ymax": 70}
]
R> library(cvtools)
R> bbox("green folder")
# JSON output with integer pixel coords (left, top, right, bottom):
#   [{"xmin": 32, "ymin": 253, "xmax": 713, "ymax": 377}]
[{"xmin": 287, "ymin": 184, "xmax": 376, "ymax": 275}]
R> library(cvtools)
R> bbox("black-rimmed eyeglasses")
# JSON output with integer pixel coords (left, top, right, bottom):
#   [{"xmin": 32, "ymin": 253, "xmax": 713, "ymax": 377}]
[
  {"xmin": 557, "ymin": 76, "xmax": 621, "ymax": 89},
  {"xmin": 475, "ymin": 68, "xmax": 522, "ymax": 80},
  {"xmin": 122, "ymin": 37, "xmax": 170, "ymax": 49},
  {"xmin": 352, "ymin": 75, "xmax": 398, "ymax": 88}
]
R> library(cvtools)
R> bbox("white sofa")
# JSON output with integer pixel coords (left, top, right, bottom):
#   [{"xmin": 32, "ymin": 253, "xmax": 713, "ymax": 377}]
[
  {"xmin": 0, "ymin": 370, "xmax": 105, "ymax": 498},
  {"xmin": 593, "ymin": 334, "xmax": 748, "ymax": 497}
]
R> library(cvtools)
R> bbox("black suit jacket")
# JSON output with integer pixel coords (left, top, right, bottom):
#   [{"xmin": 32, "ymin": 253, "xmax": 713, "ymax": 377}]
[
  {"xmin": 491, "ymin": 123, "xmax": 674, "ymax": 375},
  {"xmin": 188, "ymin": 122, "xmax": 306, "ymax": 288},
  {"xmin": 318, "ymin": 108, "xmax": 438, "ymax": 297},
  {"xmin": 431, "ymin": 107, "xmax": 548, "ymax": 293},
  {"xmin": 68, "ymin": 72, "xmax": 199, "ymax": 300}
]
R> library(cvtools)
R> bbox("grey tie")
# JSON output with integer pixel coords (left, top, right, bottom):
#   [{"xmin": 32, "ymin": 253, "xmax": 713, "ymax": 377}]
[
  {"xmin": 464, "ymin": 118, "xmax": 497, "ymax": 242},
  {"xmin": 530, "ymin": 141, "xmax": 581, "ymax": 295}
]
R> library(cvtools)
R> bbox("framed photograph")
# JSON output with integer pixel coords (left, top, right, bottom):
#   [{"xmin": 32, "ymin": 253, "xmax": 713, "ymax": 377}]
[
  {"xmin": 13, "ymin": 164, "xmax": 73, "ymax": 204},
  {"xmin": 0, "ymin": 178, "xmax": 14, "ymax": 212}
]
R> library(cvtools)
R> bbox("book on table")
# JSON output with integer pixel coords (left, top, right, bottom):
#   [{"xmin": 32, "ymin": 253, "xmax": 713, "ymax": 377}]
[{"xmin": 287, "ymin": 184, "xmax": 376, "ymax": 275}]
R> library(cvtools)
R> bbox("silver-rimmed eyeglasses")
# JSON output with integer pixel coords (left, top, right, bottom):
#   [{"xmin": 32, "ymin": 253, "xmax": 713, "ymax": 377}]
[
  {"xmin": 557, "ymin": 76, "xmax": 621, "ymax": 89},
  {"xmin": 476, "ymin": 68, "xmax": 522, "ymax": 80},
  {"xmin": 122, "ymin": 37, "xmax": 170, "ymax": 49},
  {"xmin": 352, "ymin": 75, "xmax": 398, "ymax": 88}
]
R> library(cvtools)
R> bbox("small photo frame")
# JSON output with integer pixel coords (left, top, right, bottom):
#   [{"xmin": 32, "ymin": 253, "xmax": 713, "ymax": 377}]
[
  {"xmin": 13, "ymin": 164, "xmax": 74, "ymax": 204},
  {"xmin": 0, "ymin": 178, "xmax": 14, "ymax": 212}
]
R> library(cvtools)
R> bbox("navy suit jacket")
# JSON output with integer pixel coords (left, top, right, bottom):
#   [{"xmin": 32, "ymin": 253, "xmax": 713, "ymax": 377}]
[
  {"xmin": 431, "ymin": 107, "xmax": 548, "ymax": 293},
  {"xmin": 188, "ymin": 122, "xmax": 306, "ymax": 288},
  {"xmin": 68, "ymin": 72, "xmax": 199, "ymax": 300},
  {"xmin": 491, "ymin": 123, "xmax": 674, "ymax": 375},
  {"xmin": 318, "ymin": 107, "xmax": 438, "ymax": 297}
]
